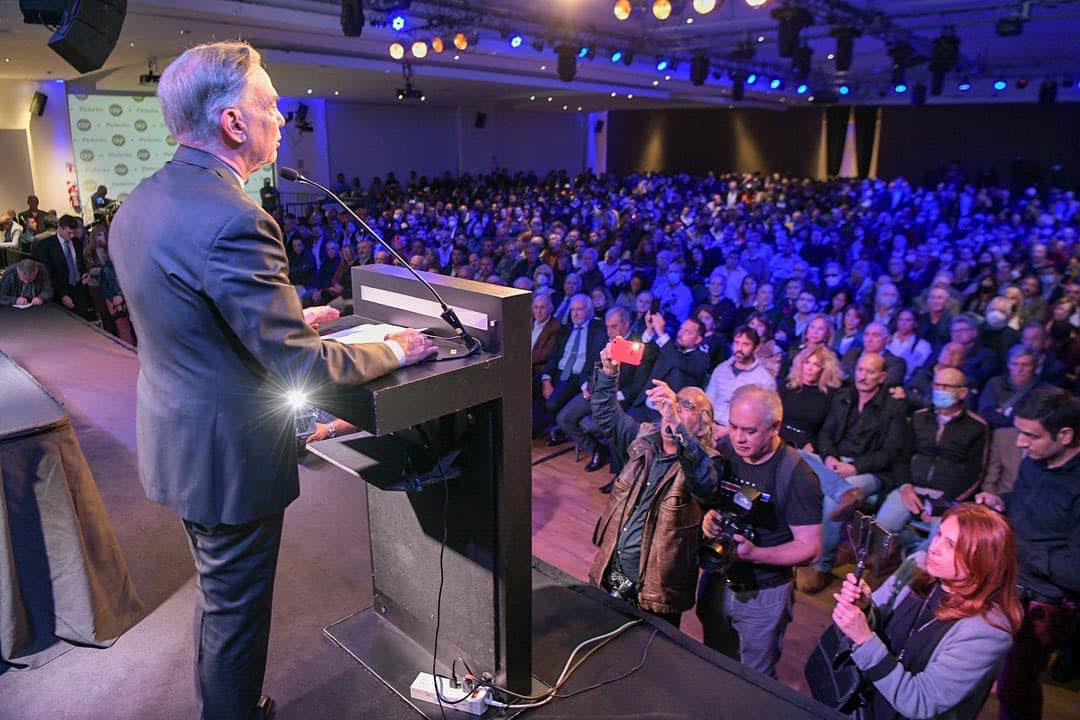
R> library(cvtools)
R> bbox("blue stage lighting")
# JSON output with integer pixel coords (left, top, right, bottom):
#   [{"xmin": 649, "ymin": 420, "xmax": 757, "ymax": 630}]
[
  {"xmin": 838, "ymin": 83, "xmax": 850, "ymax": 96},
  {"xmin": 769, "ymin": 78, "xmax": 781, "ymax": 89},
  {"xmin": 579, "ymin": 47, "xmax": 590, "ymax": 58},
  {"xmin": 796, "ymin": 83, "xmax": 808, "ymax": 94},
  {"xmin": 894, "ymin": 83, "xmax": 908, "ymax": 93},
  {"xmin": 656, "ymin": 58, "xmax": 669, "ymax": 71},
  {"xmin": 390, "ymin": 14, "xmax": 406, "ymax": 31},
  {"xmin": 993, "ymin": 79, "xmax": 1007, "ymax": 91},
  {"xmin": 746, "ymin": 73, "xmax": 758, "ymax": 85},
  {"xmin": 958, "ymin": 80, "xmax": 972, "ymax": 92},
  {"xmin": 611, "ymin": 50, "xmax": 623, "ymax": 63},
  {"xmin": 510, "ymin": 35, "xmax": 523, "ymax": 48}
]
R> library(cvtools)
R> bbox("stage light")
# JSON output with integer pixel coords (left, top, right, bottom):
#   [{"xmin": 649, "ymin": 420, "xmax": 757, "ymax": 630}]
[
  {"xmin": 432, "ymin": 36, "xmax": 444, "ymax": 53},
  {"xmin": 556, "ymin": 45, "xmax": 577, "ymax": 82},
  {"xmin": 745, "ymin": 0, "xmax": 768, "ymax": 7},
  {"xmin": 611, "ymin": 50, "xmax": 623, "ymax": 63},
  {"xmin": 769, "ymin": 77, "xmax": 781, "ymax": 89},
  {"xmin": 838, "ymin": 83, "xmax": 850, "ymax": 96},
  {"xmin": 796, "ymin": 83, "xmax": 808, "ymax": 94},
  {"xmin": 690, "ymin": 54, "xmax": 709, "ymax": 86},
  {"xmin": 390, "ymin": 14, "xmax": 406, "ymax": 32},
  {"xmin": 453, "ymin": 32, "xmax": 469, "ymax": 50},
  {"xmin": 831, "ymin": 27, "xmax": 860, "ymax": 72},
  {"xmin": 579, "ymin": 47, "xmax": 590, "ymax": 59},
  {"xmin": 993, "ymin": 80, "xmax": 1007, "ymax": 91},
  {"xmin": 389, "ymin": 42, "xmax": 405, "ymax": 60},
  {"xmin": 614, "ymin": 0, "xmax": 632, "ymax": 21},
  {"xmin": 653, "ymin": 0, "xmax": 672, "ymax": 21},
  {"xmin": 656, "ymin": 58, "xmax": 669, "ymax": 71},
  {"xmin": 957, "ymin": 79, "xmax": 971, "ymax": 91},
  {"xmin": 894, "ymin": 83, "xmax": 908, "ymax": 93},
  {"xmin": 746, "ymin": 73, "xmax": 758, "ymax": 84},
  {"xmin": 773, "ymin": 5, "xmax": 813, "ymax": 58},
  {"xmin": 622, "ymin": 51, "xmax": 635, "ymax": 65},
  {"xmin": 693, "ymin": 0, "xmax": 717, "ymax": 13},
  {"xmin": 411, "ymin": 41, "xmax": 428, "ymax": 59},
  {"xmin": 731, "ymin": 71, "xmax": 745, "ymax": 100},
  {"xmin": 510, "ymin": 34, "xmax": 523, "ymax": 48}
]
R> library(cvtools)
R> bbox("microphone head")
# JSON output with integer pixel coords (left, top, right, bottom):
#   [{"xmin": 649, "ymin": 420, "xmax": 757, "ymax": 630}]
[{"xmin": 278, "ymin": 166, "xmax": 301, "ymax": 182}]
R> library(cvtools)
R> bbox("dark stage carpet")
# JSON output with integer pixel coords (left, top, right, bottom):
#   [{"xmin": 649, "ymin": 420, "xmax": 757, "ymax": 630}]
[{"xmin": 0, "ymin": 306, "xmax": 835, "ymax": 720}]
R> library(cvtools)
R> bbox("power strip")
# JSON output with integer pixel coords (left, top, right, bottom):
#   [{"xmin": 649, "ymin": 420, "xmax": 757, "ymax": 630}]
[{"xmin": 409, "ymin": 672, "xmax": 491, "ymax": 716}]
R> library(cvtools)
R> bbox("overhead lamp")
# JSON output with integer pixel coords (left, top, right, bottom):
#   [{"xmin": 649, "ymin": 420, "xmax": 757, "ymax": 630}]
[
  {"xmin": 796, "ymin": 83, "xmax": 808, "ymax": 94},
  {"xmin": 957, "ymin": 79, "xmax": 971, "ymax": 92},
  {"xmin": 894, "ymin": 82, "xmax": 908, "ymax": 93},
  {"xmin": 578, "ymin": 46, "xmax": 591, "ymax": 59},
  {"xmin": 831, "ymin": 27, "xmax": 860, "ymax": 73},
  {"xmin": 453, "ymin": 32, "xmax": 469, "ymax": 50},
  {"xmin": 693, "ymin": 0, "xmax": 717, "ymax": 13},
  {"xmin": 746, "ymin": 73, "xmax": 758, "ymax": 84},
  {"xmin": 993, "ymin": 79, "xmax": 1007, "ymax": 91},
  {"xmin": 772, "ymin": 5, "xmax": 814, "ymax": 58},
  {"xmin": 622, "ymin": 50, "xmax": 635, "ymax": 65},
  {"xmin": 656, "ymin": 57, "xmax": 670, "ymax": 71},
  {"xmin": 555, "ymin": 45, "xmax": 578, "ymax": 82},
  {"xmin": 389, "ymin": 42, "xmax": 405, "ymax": 60},
  {"xmin": 614, "ymin": 0, "xmax": 632, "ymax": 21},
  {"xmin": 510, "ymin": 34, "xmax": 523, "ymax": 48},
  {"xmin": 431, "ymin": 36, "xmax": 444, "ymax": 53},
  {"xmin": 611, "ymin": 50, "xmax": 623, "ymax": 63},
  {"xmin": 411, "ymin": 40, "xmax": 428, "ymax": 59},
  {"xmin": 690, "ymin": 54, "xmax": 709, "ymax": 86},
  {"xmin": 838, "ymin": 83, "xmax": 850, "ymax": 96},
  {"xmin": 390, "ymin": 13, "xmax": 406, "ymax": 32},
  {"xmin": 731, "ymin": 71, "xmax": 745, "ymax": 100},
  {"xmin": 745, "ymin": 0, "xmax": 768, "ymax": 7},
  {"xmin": 652, "ymin": 0, "xmax": 673, "ymax": 21},
  {"xmin": 769, "ymin": 77, "xmax": 781, "ymax": 89}
]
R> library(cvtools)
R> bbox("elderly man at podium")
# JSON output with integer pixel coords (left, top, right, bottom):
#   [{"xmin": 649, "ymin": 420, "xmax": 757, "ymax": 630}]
[{"xmin": 110, "ymin": 41, "xmax": 434, "ymax": 720}]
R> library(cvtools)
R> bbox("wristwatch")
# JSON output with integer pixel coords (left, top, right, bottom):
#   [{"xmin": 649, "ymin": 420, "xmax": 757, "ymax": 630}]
[{"xmin": 326, "ymin": 423, "xmax": 337, "ymax": 439}]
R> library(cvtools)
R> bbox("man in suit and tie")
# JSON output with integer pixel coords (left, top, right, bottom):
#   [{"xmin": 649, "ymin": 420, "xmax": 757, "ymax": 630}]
[
  {"xmin": 34, "ymin": 214, "xmax": 91, "ymax": 318},
  {"xmin": 110, "ymin": 41, "xmax": 434, "ymax": 720},
  {"xmin": 626, "ymin": 312, "xmax": 711, "ymax": 422},
  {"xmin": 540, "ymin": 293, "xmax": 606, "ymax": 443}
]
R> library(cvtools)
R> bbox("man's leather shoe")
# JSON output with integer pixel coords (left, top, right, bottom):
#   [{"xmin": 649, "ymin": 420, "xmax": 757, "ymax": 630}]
[
  {"xmin": 252, "ymin": 695, "xmax": 276, "ymax": 720},
  {"xmin": 585, "ymin": 446, "xmax": 609, "ymax": 472},
  {"xmin": 546, "ymin": 429, "xmax": 567, "ymax": 447},
  {"xmin": 797, "ymin": 568, "xmax": 832, "ymax": 595},
  {"xmin": 830, "ymin": 487, "xmax": 867, "ymax": 521},
  {"xmin": 598, "ymin": 480, "xmax": 615, "ymax": 494}
]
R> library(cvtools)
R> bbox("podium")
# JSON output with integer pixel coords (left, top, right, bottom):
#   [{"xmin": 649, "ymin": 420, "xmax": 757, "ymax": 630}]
[{"xmin": 310, "ymin": 265, "xmax": 533, "ymax": 715}]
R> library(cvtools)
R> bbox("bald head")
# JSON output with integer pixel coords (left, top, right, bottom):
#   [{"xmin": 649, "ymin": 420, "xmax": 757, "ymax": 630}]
[
  {"xmin": 855, "ymin": 352, "xmax": 887, "ymax": 396},
  {"xmin": 933, "ymin": 367, "xmax": 969, "ymax": 409}
]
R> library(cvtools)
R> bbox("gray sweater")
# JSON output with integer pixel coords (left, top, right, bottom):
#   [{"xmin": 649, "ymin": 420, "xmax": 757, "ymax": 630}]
[{"xmin": 850, "ymin": 553, "xmax": 1014, "ymax": 720}]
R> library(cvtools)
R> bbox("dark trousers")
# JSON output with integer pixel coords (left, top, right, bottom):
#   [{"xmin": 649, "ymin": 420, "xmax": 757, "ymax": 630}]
[
  {"xmin": 183, "ymin": 513, "xmax": 285, "ymax": 720},
  {"xmin": 695, "ymin": 572, "xmax": 794, "ymax": 678},
  {"xmin": 996, "ymin": 598, "xmax": 1077, "ymax": 720}
]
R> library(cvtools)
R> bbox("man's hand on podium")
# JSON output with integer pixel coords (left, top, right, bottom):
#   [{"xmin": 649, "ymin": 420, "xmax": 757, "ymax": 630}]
[
  {"xmin": 385, "ymin": 329, "xmax": 438, "ymax": 366},
  {"xmin": 303, "ymin": 305, "xmax": 340, "ymax": 331}
]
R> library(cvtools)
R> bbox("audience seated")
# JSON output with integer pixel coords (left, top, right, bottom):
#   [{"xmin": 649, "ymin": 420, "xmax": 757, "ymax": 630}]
[
  {"xmin": 625, "ymin": 312, "xmax": 709, "ymax": 423},
  {"xmin": 778, "ymin": 346, "xmax": 842, "ymax": 451},
  {"xmin": 539, "ymin": 294, "xmax": 606, "ymax": 442},
  {"xmin": 705, "ymin": 325, "xmax": 776, "ymax": 434}
]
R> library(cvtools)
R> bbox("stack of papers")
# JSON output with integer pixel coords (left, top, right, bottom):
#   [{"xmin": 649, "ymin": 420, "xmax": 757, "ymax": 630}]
[{"xmin": 323, "ymin": 323, "xmax": 410, "ymax": 345}]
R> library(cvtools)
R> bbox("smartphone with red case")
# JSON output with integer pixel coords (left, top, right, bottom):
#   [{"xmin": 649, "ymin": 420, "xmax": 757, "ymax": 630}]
[{"xmin": 610, "ymin": 336, "xmax": 645, "ymax": 365}]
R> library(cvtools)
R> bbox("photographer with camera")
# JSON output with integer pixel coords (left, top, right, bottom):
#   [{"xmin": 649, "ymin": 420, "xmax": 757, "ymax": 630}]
[
  {"xmin": 697, "ymin": 384, "xmax": 824, "ymax": 677},
  {"xmin": 587, "ymin": 339, "xmax": 721, "ymax": 626}
]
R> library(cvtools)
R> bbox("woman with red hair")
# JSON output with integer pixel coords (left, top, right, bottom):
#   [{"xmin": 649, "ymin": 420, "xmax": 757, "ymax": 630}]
[{"xmin": 831, "ymin": 503, "xmax": 1023, "ymax": 719}]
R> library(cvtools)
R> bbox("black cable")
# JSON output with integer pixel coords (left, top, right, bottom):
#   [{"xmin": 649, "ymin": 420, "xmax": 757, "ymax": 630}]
[{"xmin": 431, "ymin": 471, "xmax": 449, "ymax": 720}]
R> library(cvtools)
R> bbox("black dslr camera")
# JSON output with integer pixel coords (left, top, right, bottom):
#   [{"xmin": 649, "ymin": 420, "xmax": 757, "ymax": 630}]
[{"xmin": 698, "ymin": 483, "xmax": 763, "ymax": 574}]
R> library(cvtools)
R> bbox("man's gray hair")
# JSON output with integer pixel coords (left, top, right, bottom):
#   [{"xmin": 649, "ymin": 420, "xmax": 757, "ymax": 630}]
[
  {"xmin": 730, "ymin": 384, "xmax": 783, "ymax": 427},
  {"xmin": 17, "ymin": 258, "xmax": 39, "ymax": 276},
  {"xmin": 157, "ymin": 41, "xmax": 262, "ymax": 144},
  {"xmin": 606, "ymin": 305, "xmax": 631, "ymax": 326}
]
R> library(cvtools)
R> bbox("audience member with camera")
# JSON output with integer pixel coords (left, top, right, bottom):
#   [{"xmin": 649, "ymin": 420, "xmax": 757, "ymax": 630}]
[
  {"xmin": 587, "ymin": 340, "xmax": 720, "ymax": 626},
  {"xmin": 873, "ymin": 368, "xmax": 990, "ymax": 553},
  {"xmin": 976, "ymin": 391, "xmax": 1080, "ymax": 720},
  {"xmin": 830, "ymin": 503, "xmax": 1023, "ymax": 720},
  {"xmin": 697, "ymin": 384, "xmax": 823, "ymax": 677}
]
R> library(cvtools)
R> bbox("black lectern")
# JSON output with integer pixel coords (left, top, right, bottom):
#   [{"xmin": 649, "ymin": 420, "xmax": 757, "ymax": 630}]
[{"xmin": 311, "ymin": 265, "xmax": 533, "ymax": 716}]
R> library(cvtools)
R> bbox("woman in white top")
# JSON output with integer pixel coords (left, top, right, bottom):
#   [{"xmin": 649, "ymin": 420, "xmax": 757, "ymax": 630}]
[{"xmin": 887, "ymin": 308, "xmax": 932, "ymax": 382}]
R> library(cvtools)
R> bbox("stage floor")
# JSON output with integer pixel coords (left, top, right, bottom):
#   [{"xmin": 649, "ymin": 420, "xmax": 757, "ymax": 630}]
[{"xmin": 0, "ymin": 306, "xmax": 1075, "ymax": 720}]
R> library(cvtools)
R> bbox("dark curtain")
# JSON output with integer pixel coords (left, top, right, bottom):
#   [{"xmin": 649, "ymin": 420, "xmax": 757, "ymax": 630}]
[
  {"xmin": 825, "ymin": 106, "xmax": 849, "ymax": 177},
  {"xmin": 854, "ymin": 106, "xmax": 877, "ymax": 178}
]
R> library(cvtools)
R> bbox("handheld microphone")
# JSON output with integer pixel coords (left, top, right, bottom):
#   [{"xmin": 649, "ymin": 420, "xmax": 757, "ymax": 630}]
[{"xmin": 278, "ymin": 166, "xmax": 479, "ymax": 354}]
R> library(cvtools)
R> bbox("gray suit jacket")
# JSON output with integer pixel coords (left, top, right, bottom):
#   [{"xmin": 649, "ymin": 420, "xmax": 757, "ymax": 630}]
[{"xmin": 111, "ymin": 146, "xmax": 399, "ymax": 525}]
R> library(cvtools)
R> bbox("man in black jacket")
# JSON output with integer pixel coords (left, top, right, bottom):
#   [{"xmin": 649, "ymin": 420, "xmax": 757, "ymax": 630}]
[
  {"xmin": 626, "ymin": 312, "xmax": 710, "ymax": 422},
  {"xmin": 874, "ymin": 367, "xmax": 989, "ymax": 551},
  {"xmin": 34, "ymin": 214, "xmax": 91, "ymax": 318},
  {"xmin": 978, "ymin": 391, "xmax": 1080, "ymax": 720},
  {"xmin": 798, "ymin": 352, "xmax": 911, "ymax": 594}
]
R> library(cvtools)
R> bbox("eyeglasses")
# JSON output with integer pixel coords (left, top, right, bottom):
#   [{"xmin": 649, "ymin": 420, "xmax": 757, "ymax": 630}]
[
  {"xmin": 932, "ymin": 383, "xmax": 966, "ymax": 390},
  {"xmin": 678, "ymin": 399, "xmax": 702, "ymax": 412}
]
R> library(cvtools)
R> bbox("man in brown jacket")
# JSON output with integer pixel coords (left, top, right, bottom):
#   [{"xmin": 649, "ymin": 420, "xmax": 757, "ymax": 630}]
[{"xmin": 588, "ymin": 339, "xmax": 720, "ymax": 625}]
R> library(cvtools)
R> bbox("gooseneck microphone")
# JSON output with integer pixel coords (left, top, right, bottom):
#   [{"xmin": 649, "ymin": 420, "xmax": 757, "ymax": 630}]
[{"xmin": 278, "ymin": 166, "xmax": 479, "ymax": 354}]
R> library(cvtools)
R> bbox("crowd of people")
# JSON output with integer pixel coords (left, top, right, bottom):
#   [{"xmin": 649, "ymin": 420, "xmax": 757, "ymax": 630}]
[{"xmin": 5, "ymin": 164, "xmax": 1078, "ymax": 719}]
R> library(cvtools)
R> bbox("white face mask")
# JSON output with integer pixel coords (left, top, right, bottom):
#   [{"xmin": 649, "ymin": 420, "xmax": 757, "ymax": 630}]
[{"xmin": 985, "ymin": 309, "xmax": 1007, "ymax": 329}]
